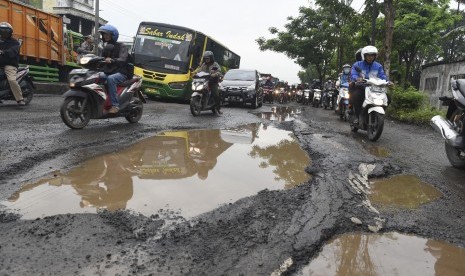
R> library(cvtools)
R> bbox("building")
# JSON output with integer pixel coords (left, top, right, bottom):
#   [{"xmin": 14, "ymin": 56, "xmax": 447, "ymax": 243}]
[{"xmin": 419, "ymin": 60, "xmax": 465, "ymax": 109}]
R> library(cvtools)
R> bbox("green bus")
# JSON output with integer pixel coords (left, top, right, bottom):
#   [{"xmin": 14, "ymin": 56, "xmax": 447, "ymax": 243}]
[{"xmin": 132, "ymin": 22, "xmax": 240, "ymax": 101}]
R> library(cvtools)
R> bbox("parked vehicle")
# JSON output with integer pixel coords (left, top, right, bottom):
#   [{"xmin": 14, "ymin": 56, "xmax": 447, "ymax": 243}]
[
  {"xmin": 0, "ymin": 66, "xmax": 34, "ymax": 105},
  {"xmin": 190, "ymin": 70, "xmax": 219, "ymax": 116},
  {"xmin": 431, "ymin": 79, "xmax": 465, "ymax": 169},
  {"xmin": 336, "ymin": 87, "xmax": 350, "ymax": 120},
  {"xmin": 302, "ymin": 89, "xmax": 311, "ymax": 105},
  {"xmin": 60, "ymin": 54, "xmax": 145, "ymax": 129},
  {"xmin": 349, "ymin": 77, "xmax": 389, "ymax": 141},
  {"xmin": 220, "ymin": 69, "xmax": 263, "ymax": 108},
  {"xmin": 312, "ymin": 89, "xmax": 322, "ymax": 107}
]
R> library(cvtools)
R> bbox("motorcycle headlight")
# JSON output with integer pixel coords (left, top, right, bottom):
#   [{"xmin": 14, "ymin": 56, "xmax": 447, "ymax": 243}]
[{"xmin": 192, "ymin": 82, "xmax": 205, "ymax": 91}]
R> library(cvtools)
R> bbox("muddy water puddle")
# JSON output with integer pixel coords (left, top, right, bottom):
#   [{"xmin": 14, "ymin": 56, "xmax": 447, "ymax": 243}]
[
  {"xmin": 296, "ymin": 232, "xmax": 465, "ymax": 276},
  {"xmin": 256, "ymin": 106, "xmax": 301, "ymax": 122},
  {"xmin": 3, "ymin": 123, "xmax": 311, "ymax": 219},
  {"xmin": 369, "ymin": 175, "xmax": 442, "ymax": 209}
]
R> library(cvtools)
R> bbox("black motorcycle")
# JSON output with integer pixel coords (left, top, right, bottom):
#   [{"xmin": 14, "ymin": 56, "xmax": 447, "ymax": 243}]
[
  {"xmin": 0, "ymin": 66, "xmax": 34, "ymax": 105},
  {"xmin": 431, "ymin": 79, "xmax": 465, "ymax": 169}
]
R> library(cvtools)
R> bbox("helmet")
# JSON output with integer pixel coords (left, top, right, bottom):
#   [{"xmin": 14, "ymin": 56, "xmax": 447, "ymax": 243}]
[
  {"xmin": 342, "ymin": 63, "xmax": 351, "ymax": 74},
  {"xmin": 361, "ymin": 45, "xmax": 378, "ymax": 61},
  {"xmin": 202, "ymin": 51, "xmax": 215, "ymax": 62},
  {"xmin": 0, "ymin": 22, "xmax": 13, "ymax": 37},
  {"xmin": 98, "ymin": 24, "xmax": 119, "ymax": 42}
]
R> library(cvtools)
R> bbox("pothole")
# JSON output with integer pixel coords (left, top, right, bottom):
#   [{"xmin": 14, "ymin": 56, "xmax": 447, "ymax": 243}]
[
  {"xmin": 369, "ymin": 174, "xmax": 442, "ymax": 209},
  {"xmin": 296, "ymin": 232, "xmax": 465, "ymax": 276},
  {"xmin": 2, "ymin": 123, "xmax": 311, "ymax": 219},
  {"xmin": 255, "ymin": 106, "xmax": 301, "ymax": 122}
]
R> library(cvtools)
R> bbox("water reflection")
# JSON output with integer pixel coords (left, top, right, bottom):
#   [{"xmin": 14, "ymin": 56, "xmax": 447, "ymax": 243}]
[
  {"xmin": 257, "ymin": 106, "xmax": 301, "ymax": 122},
  {"xmin": 4, "ymin": 123, "xmax": 310, "ymax": 219},
  {"xmin": 296, "ymin": 232, "xmax": 465, "ymax": 276}
]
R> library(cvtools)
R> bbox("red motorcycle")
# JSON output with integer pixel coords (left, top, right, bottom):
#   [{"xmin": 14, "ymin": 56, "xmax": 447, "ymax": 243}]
[{"xmin": 60, "ymin": 55, "xmax": 145, "ymax": 129}]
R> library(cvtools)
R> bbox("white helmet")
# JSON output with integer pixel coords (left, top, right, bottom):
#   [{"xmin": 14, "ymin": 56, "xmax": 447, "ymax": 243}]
[{"xmin": 361, "ymin": 45, "xmax": 378, "ymax": 61}]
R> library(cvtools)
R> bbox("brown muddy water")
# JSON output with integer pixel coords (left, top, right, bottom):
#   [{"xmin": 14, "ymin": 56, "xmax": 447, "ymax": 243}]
[
  {"xmin": 296, "ymin": 232, "xmax": 465, "ymax": 276},
  {"xmin": 369, "ymin": 175, "xmax": 442, "ymax": 209},
  {"xmin": 2, "ymin": 123, "xmax": 311, "ymax": 219}
]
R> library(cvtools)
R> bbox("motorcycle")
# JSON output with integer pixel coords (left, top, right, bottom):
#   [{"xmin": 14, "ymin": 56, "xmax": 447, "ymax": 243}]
[
  {"xmin": 302, "ymin": 89, "xmax": 311, "ymax": 105},
  {"xmin": 349, "ymin": 77, "xmax": 389, "ymax": 141},
  {"xmin": 0, "ymin": 66, "xmax": 34, "ymax": 105},
  {"xmin": 60, "ymin": 54, "xmax": 145, "ymax": 129},
  {"xmin": 430, "ymin": 79, "xmax": 465, "ymax": 169},
  {"xmin": 190, "ymin": 68, "xmax": 220, "ymax": 116},
  {"xmin": 336, "ymin": 87, "xmax": 350, "ymax": 120},
  {"xmin": 322, "ymin": 89, "xmax": 335, "ymax": 109},
  {"xmin": 312, "ymin": 89, "xmax": 321, "ymax": 107},
  {"xmin": 263, "ymin": 87, "xmax": 274, "ymax": 104},
  {"xmin": 278, "ymin": 88, "xmax": 288, "ymax": 104}
]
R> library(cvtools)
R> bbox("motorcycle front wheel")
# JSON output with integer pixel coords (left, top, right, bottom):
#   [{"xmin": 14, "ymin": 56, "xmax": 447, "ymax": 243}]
[
  {"xmin": 60, "ymin": 96, "xmax": 91, "ymax": 129},
  {"xmin": 367, "ymin": 112, "xmax": 384, "ymax": 141},
  {"xmin": 125, "ymin": 97, "xmax": 143, "ymax": 123},
  {"xmin": 190, "ymin": 96, "xmax": 202, "ymax": 116}
]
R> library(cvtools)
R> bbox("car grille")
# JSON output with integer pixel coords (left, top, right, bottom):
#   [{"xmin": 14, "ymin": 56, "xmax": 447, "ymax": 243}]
[{"xmin": 142, "ymin": 70, "xmax": 166, "ymax": 81}]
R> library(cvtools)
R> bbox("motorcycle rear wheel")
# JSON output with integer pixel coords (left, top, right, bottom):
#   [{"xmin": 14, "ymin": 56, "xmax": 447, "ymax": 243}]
[
  {"xmin": 367, "ymin": 112, "xmax": 384, "ymax": 141},
  {"xmin": 125, "ymin": 97, "xmax": 143, "ymax": 123},
  {"xmin": 190, "ymin": 96, "xmax": 202, "ymax": 116},
  {"xmin": 445, "ymin": 143, "xmax": 465, "ymax": 169},
  {"xmin": 22, "ymin": 81, "xmax": 34, "ymax": 105},
  {"xmin": 60, "ymin": 96, "xmax": 90, "ymax": 129},
  {"xmin": 444, "ymin": 109, "xmax": 465, "ymax": 168}
]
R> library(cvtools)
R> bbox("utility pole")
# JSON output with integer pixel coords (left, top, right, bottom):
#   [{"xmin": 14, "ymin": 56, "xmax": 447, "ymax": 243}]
[{"xmin": 93, "ymin": 0, "xmax": 99, "ymax": 54}]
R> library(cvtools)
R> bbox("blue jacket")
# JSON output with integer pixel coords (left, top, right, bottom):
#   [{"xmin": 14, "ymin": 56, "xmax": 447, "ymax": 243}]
[
  {"xmin": 350, "ymin": 60, "xmax": 388, "ymax": 82},
  {"xmin": 339, "ymin": 73, "xmax": 350, "ymax": 88}
]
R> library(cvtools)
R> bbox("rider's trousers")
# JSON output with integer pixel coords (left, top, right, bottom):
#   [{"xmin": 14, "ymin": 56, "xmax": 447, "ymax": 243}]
[{"xmin": 5, "ymin": 65, "xmax": 23, "ymax": 102}]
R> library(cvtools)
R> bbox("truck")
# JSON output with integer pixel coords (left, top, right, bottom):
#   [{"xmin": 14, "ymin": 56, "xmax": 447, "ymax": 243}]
[{"xmin": 0, "ymin": 0, "xmax": 84, "ymax": 82}]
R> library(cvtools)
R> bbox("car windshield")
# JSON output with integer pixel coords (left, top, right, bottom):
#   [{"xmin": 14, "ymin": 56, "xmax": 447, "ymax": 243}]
[{"xmin": 224, "ymin": 70, "xmax": 255, "ymax": 81}]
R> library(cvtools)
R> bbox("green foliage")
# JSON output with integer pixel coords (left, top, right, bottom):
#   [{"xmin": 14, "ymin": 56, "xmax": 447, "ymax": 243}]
[{"xmin": 388, "ymin": 86, "xmax": 445, "ymax": 125}]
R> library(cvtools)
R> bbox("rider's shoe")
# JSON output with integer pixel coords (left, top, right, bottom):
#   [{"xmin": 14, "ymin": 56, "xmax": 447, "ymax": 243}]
[
  {"xmin": 17, "ymin": 100, "xmax": 25, "ymax": 106},
  {"xmin": 353, "ymin": 118, "xmax": 359, "ymax": 124},
  {"xmin": 108, "ymin": 106, "xmax": 119, "ymax": 114}
]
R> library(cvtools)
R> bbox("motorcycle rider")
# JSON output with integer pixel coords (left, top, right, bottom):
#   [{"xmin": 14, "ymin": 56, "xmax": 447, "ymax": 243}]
[
  {"xmin": 98, "ymin": 24, "xmax": 130, "ymax": 114},
  {"xmin": 192, "ymin": 51, "xmax": 223, "ymax": 115},
  {"xmin": 323, "ymin": 79, "xmax": 335, "ymax": 107},
  {"xmin": 0, "ymin": 22, "xmax": 25, "ymax": 105},
  {"xmin": 339, "ymin": 64, "xmax": 351, "ymax": 88},
  {"xmin": 77, "ymin": 35, "xmax": 94, "ymax": 63},
  {"xmin": 350, "ymin": 45, "xmax": 389, "ymax": 124}
]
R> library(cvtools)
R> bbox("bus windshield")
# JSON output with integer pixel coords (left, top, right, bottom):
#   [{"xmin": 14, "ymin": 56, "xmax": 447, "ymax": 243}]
[{"xmin": 133, "ymin": 24, "xmax": 193, "ymax": 73}]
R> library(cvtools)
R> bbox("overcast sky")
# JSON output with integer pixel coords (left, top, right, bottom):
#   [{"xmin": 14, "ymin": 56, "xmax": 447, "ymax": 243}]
[{"xmin": 98, "ymin": 0, "xmax": 365, "ymax": 83}]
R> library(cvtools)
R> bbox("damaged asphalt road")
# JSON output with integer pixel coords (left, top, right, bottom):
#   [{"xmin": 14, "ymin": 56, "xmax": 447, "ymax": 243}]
[{"xmin": 1, "ymin": 95, "xmax": 464, "ymax": 275}]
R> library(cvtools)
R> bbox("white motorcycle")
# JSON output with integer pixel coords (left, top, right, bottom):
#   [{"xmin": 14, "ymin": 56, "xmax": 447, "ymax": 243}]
[
  {"xmin": 312, "ymin": 89, "xmax": 322, "ymax": 107},
  {"xmin": 350, "ymin": 77, "xmax": 390, "ymax": 141},
  {"xmin": 336, "ymin": 87, "xmax": 350, "ymax": 121}
]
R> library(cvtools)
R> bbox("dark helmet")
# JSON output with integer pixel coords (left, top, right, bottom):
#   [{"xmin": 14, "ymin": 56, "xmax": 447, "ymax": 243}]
[
  {"xmin": 355, "ymin": 48, "xmax": 363, "ymax": 62},
  {"xmin": 0, "ymin": 22, "xmax": 13, "ymax": 38},
  {"xmin": 202, "ymin": 51, "xmax": 214, "ymax": 63},
  {"xmin": 98, "ymin": 24, "xmax": 119, "ymax": 42}
]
